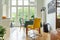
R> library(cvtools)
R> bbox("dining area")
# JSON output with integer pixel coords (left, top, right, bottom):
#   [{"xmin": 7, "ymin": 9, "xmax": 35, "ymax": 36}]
[
  {"xmin": 0, "ymin": 0, "xmax": 60, "ymax": 40},
  {"xmin": 10, "ymin": 26, "xmax": 50, "ymax": 40},
  {"xmin": 9, "ymin": 17, "xmax": 50, "ymax": 40},
  {"xmin": 10, "ymin": 25, "xmax": 60, "ymax": 40}
]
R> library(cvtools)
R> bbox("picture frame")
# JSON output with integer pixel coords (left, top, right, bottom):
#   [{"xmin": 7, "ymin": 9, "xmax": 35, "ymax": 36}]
[{"xmin": 48, "ymin": 0, "xmax": 56, "ymax": 14}]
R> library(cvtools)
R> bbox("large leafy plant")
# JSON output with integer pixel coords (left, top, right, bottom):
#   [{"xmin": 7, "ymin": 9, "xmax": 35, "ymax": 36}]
[{"xmin": 0, "ymin": 25, "xmax": 6, "ymax": 37}]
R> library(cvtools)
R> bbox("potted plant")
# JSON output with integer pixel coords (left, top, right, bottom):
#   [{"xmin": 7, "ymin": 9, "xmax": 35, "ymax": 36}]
[
  {"xmin": 0, "ymin": 25, "xmax": 6, "ymax": 40},
  {"xmin": 31, "ymin": 15, "xmax": 34, "ymax": 19}
]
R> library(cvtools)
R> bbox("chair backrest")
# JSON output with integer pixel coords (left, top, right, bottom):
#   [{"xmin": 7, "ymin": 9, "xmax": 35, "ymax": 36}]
[
  {"xmin": 24, "ymin": 20, "xmax": 33, "ymax": 27},
  {"xmin": 33, "ymin": 18, "xmax": 41, "ymax": 29}
]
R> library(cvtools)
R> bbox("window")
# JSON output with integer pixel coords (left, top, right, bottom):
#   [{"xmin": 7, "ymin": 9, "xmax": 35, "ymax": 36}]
[
  {"xmin": 9, "ymin": 0, "xmax": 37, "ymax": 23},
  {"xmin": 12, "ymin": 0, "xmax": 16, "ymax": 5},
  {"xmin": 11, "ymin": 7, "xmax": 16, "ymax": 22}
]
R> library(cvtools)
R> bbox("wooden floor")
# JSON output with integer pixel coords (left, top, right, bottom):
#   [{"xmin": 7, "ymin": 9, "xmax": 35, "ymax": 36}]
[
  {"xmin": 9, "ymin": 27, "xmax": 60, "ymax": 40},
  {"xmin": 2, "ymin": 25, "xmax": 60, "ymax": 40},
  {"xmin": 51, "ymin": 28, "xmax": 60, "ymax": 40},
  {"xmin": 26, "ymin": 27, "xmax": 50, "ymax": 40},
  {"xmin": 10, "ymin": 27, "xmax": 50, "ymax": 40},
  {"xmin": 26, "ymin": 32, "xmax": 50, "ymax": 40},
  {"xmin": 26, "ymin": 28, "xmax": 60, "ymax": 40}
]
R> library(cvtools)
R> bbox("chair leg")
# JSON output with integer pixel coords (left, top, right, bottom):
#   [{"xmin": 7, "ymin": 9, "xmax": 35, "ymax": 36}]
[
  {"xmin": 39, "ymin": 28, "xmax": 40, "ymax": 34},
  {"xmin": 26, "ymin": 27, "xmax": 28, "ymax": 35}
]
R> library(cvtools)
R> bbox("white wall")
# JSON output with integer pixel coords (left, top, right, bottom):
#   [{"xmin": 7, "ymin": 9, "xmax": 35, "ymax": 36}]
[
  {"xmin": 0, "ymin": 0, "xmax": 9, "ymax": 19},
  {"xmin": 44, "ymin": 0, "xmax": 56, "ymax": 31},
  {"xmin": 36, "ymin": 0, "xmax": 44, "ymax": 18},
  {"xmin": 2, "ymin": 0, "xmax": 9, "ymax": 17},
  {"xmin": 0, "ymin": 0, "xmax": 3, "ymax": 19}
]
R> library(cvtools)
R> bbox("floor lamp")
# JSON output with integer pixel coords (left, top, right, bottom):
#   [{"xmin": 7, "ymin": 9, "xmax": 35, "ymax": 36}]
[{"xmin": 41, "ymin": 7, "xmax": 46, "ymax": 32}]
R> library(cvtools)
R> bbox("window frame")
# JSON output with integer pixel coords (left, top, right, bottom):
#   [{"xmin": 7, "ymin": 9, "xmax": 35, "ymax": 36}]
[{"xmin": 9, "ymin": 0, "xmax": 37, "ymax": 22}]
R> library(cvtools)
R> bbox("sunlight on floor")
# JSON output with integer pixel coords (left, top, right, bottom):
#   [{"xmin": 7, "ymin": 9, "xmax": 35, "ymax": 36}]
[
  {"xmin": 9, "ymin": 27, "xmax": 50, "ymax": 40},
  {"xmin": 10, "ymin": 27, "xmax": 26, "ymax": 40}
]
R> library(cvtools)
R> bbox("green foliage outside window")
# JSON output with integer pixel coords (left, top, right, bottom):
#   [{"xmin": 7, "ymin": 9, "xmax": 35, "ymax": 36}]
[{"xmin": 12, "ymin": 7, "xmax": 35, "ymax": 22}]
